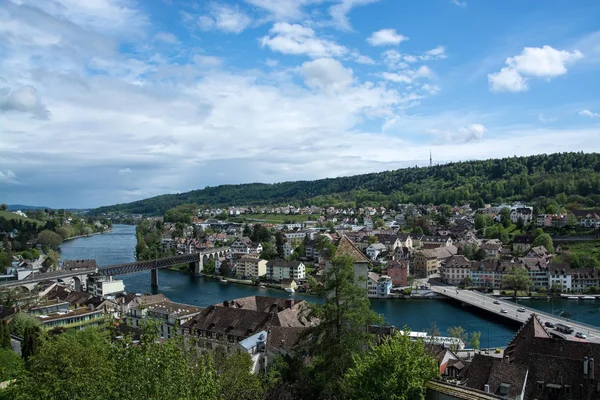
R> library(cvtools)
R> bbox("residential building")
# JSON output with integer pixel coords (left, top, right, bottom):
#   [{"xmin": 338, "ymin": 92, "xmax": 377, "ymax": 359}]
[
  {"xmin": 366, "ymin": 243, "xmax": 386, "ymax": 260},
  {"xmin": 571, "ymin": 268, "xmax": 600, "ymax": 293},
  {"xmin": 440, "ymin": 255, "xmax": 471, "ymax": 285},
  {"xmin": 512, "ymin": 235, "xmax": 531, "ymax": 253},
  {"xmin": 329, "ymin": 236, "xmax": 371, "ymax": 289},
  {"xmin": 547, "ymin": 263, "xmax": 572, "ymax": 291},
  {"xmin": 518, "ymin": 258, "xmax": 548, "ymax": 290},
  {"xmin": 86, "ymin": 275, "xmax": 125, "ymax": 297},
  {"xmin": 37, "ymin": 307, "xmax": 105, "ymax": 331},
  {"xmin": 480, "ymin": 241, "xmax": 502, "ymax": 259},
  {"xmin": 414, "ymin": 246, "xmax": 458, "ymax": 278},
  {"xmin": 230, "ymin": 237, "xmax": 263, "ymax": 254},
  {"xmin": 383, "ymin": 259, "xmax": 409, "ymax": 286},
  {"xmin": 127, "ymin": 298, "xmax": 203, "ymax": 339},
  {"xmin": 238, "ymin": 331, "xmax": 268, "ymax": 374},
  {"xmin": 396, "ymin": 233, "xmax": 413, "ymax": 248},
  {"xmin": 509, "ymin": 207, "xmax": 533, "ymax": 224},
  {"xmin": 536, "ymin": 213, "xmax": 552, "ymax": 227},
  {"xmin": 266, "ymin": 260, "xmax": 305, "ymax": 282},
  {"xmin": 282, "ymin": 241, "xmax": 294, "ymax": 258},
  {"xmin": 420, "ymin": 235, "xmax": 453, "ymax": 249},
  {"xmin": 284, "ymin": 231, "xmax": 306, "ymax": 240},
  {"xmin": 573, "ymin": 210, "xmax": 600, "ymax": 228},
  {"xmin": 367, "ymin": 272, "xmax": 379, "ymax": 297},
  {"xmin": 377, "ymin": 275, "xmax": 392, "ymax": 298},
  {"xmin": 375, "ymin": 234, "xmax": 401, "ymax": 251},
  {"xmin": 236, "ymin": 257, "xmax": 267, "ymax": 279}
]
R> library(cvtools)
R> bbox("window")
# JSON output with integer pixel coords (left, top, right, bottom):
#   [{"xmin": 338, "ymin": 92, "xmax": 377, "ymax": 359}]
[
  {"xmin": 537, "ymin": 381, "xmax": 544, "ymax": 390},
  {"xmin": 564, "ymin": 385, "xmax": 571, "ymax": 395}
]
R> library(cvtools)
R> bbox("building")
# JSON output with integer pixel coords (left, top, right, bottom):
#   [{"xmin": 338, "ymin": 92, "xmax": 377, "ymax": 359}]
[
  {"xmin": 282, "ymin": 241, "xmax": 294, "ymax": 258},
  {"xmin": 572, "ymin": 210, "xmax": 600, "ymax": 228},
  {"xmin": 366, "ymin": 243, "xmax": 386, "ymax": 260},
  {"xmin": 238, "ymin": 331, "xmax": 268, "ymax": 374},
  {"xmin": 383, "ymin": 259, "xmax": 409, "ymax": 286},
  {"xmin": 375, "ymin": 234, "xmax": 401, "ymax": 251},
  {"xmin": 571, "ymin": 268, "xmax": 600, "ymax": 293},
  {"xmin": 420, "ymin": 235, "xmax": 453, "ymax": 249},
  {"xmin": 38, "ymin": 307, "xmax": 105, "ymax": 331},
  {"xmin": 127, "ymin": 298, "xmax": 203, "ymax": 339},
  {"xmin": 396, "ymin": 233, "xmax": 413, "ymax": 249},
  {"xmin": 266, "ymin": 260, "xmax": 305, "ymax": 282},
  {"xmin": 547, "ymin": 263, "xmax": 572, "ymax": 291},
  {"xmin": 330, "ymin": 236, "xmax": 371, "ymax": 289},
  {"xmin": 414, "ymin": 246, "xmax": 458, "ymax": 278},
  {"xmin": 480, "ymin": 241, "xmax": 502, "ymax": 259},
  {"xmin": 440, "ymin": 255, "xmax": 471, "ymax": 286},
  {"xmin": 518, "ymin": 258, "xmax": 548, "ymax": 290},
  {"xmin": 235, "ymin": 257, "xmax": 267, "ymax": 279},
  {"xmin": 512, "ymin": 235, "xmax": 531, "ymax": 253},
  {"xmin": 509, "ymin": 206, "xmax": 533, "ymax": 224},
  {"xmin": 367, "ymin": 272, "xmax": 379, "ymax": 297},
  {"xmin": 86, "ymin": 275, "xmax": 125, "ymax": 297},
  {"xmin": 377, "ymin": 275, "xmax": 392, "ymax": 298},
  {"xmin": 230, "ymin": 237, "xmax": 263, "ymax": 254}
]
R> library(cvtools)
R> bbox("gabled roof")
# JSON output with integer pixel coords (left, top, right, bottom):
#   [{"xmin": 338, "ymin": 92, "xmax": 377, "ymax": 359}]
[{"xmin": 334, "ymin": 235, "xmax": 370, "ymax": 263}]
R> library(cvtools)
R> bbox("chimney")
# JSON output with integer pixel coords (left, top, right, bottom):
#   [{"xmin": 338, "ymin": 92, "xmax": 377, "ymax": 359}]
[
  {"xmin": 590, "ymin": 358, "xmax": 595, "ymax": 380},
  {"xmin": 584, "ymin": 357, "xmax": 589, "ymax": 376},
  {"xmin": 285, "ymin": 299, "xmax": 294, "ymax": 309},
  {"xmin": 484, "ymin": 384, "xmax": 490, "ymax": 393},
  {"xmin": 504, "ymin": 356, "xmax": 510, "ymax": 363}
]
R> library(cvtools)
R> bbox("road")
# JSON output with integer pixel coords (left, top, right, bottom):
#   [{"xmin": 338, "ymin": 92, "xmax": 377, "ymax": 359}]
[{"xmin": 430, "ymin": 283, "xmax": 600, "ymax": 344}]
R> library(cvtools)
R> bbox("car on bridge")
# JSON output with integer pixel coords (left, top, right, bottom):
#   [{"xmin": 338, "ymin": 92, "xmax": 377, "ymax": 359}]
[
  {"xmin": 517, "ymin": 307, "xmax": 526, "ymax": 312},
  {"xmin": 500, "ymin": 309, "xmax": 507, "ymax": 314},
  {"xmin": 576, "ymin": 332, "xmax": 587, "ymax": 339},
  {"xmin": 545, "ymin": 322, "xmax": 555, "ymax": 328},
  {"xmin": 493, "ymin": 300, "xmax": 501, "ymax": 305}
]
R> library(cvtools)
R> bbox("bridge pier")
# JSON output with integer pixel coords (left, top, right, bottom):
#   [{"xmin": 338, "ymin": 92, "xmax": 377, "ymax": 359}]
[
  {"xmin": 191, "ymin": 261, "xmax": 201, "ymax": 275},
  {"xmin": 151, "ymin": 269, "xmax": 159, "ymax": 288}
]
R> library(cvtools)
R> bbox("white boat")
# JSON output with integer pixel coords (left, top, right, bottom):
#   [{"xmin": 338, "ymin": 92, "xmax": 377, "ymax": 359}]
[
  {"xmin": 284, "ymin": 287, "xmax": 295, "ymax": 293},
  {"xmin": 220, "ymin": 278, "xmax": 228, "ymax": 283},
  {"xmin": 582, "ymin": 296, "xmax": 596, "ymax": 300},
  {"xmin": 259, "ymin": 285, "xmax": 266, "ymax": 289},
  {"xmin": 567, "ymin": 296, "xmax": 579, "ymax": 300}
]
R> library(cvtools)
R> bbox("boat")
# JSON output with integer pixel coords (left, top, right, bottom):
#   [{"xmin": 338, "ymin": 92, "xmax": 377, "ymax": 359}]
[
  {"xmin": 567, "ymin": 296, "xmax": 579, "ymax": 300},
  {"xmin": 220, "ymin": 278, "xmax": 228, "ymax": 283},
  {"xmin": 284, "ymin": 287, "xmax": 295, "ymax": 293},
  {"xmin": 259, "ymin": 285, "xmax": 266, "ymax": 289},
  {"xmin": 582, "ymin": 296, "xmax": 596, "ymax": 300}
]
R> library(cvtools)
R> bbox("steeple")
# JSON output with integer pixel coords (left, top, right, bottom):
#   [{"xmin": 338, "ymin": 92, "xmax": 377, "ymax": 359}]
[{"xmin": 429, "ymin": 150, "xmax": 432, "ymax": 167}]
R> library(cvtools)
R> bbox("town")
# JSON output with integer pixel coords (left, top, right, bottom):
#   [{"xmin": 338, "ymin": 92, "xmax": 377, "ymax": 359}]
[{"xmin": 2, "ymin": 200, "xmax": 600, "ymax": 399}]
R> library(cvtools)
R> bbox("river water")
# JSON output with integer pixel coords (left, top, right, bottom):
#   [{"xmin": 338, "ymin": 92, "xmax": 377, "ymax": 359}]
[{"xmin": 59, "ymin": 224, "xmax": 600, "ymax": 348}]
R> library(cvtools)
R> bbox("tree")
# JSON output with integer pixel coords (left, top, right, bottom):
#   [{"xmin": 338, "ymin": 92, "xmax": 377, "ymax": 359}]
[
  {"xmin": 476, "ymin": 197, "xmax": 485, "ymax": 209},
  {"xmin": 0, "ymin": 250, "xmax": 12, "ymax": 273},
  {"xmin": 307, "ymin": 254, "xmax": 383, "ymax": 398},
  {"xmin": 36, "ymin": 229, "xmax": 63, "ymax": 249},
  {"xmin": 214, "ymin": 349, "xmax": 265, "ymax": 400},
  {"xmin": 474, "ymin": 248, "xmax": 487, "ymax": 261},
  {"xmin": 447, "ymin": 326, "xmax": 468, "ymax": 352},
  {"xmin": 0, "ymin": 348, "xmax": 24, "ymax": 382},
  {"xmin": 21, "ymin": 325, "xmax": 42, "ymax": 361},
  {"xmin": 469, "ymin": 331, "xmax": 481, "ymax": 350},
  {"xmin": 411, "ymin": 226, "xmax": 423, "ymax": 235},
  {"xmin": 260, "ymin": 241, "xmax": 278, "ymax": 260},
  {"xmin": 275, "ymin": 232, "xmax": 285, "ymax": 258},
  {"xmin": 343, "ymin": 331, "xmax": 439, "ymax": 400},
  {"xmin": 0, "ymin": 204, "xmax": 7, "ymax": 211},
  {"xmin": 427, "ymin": 322, "xmax": 441, "ymax": 338},
  {"xmin": 532, "ymin": 233, "xmax": 554, "ymax": 253},
  {"xmin": 9, "ymin": 312, "xmax": 41, "ymax": 338},
  {"xmin": 0, "ymin": 321, "xmax": 11, "ymax": 349},
  {"xmin": 474, "ymin": 213, "xmax": 486, "ymax": 230},
  {"xmin": 462, "ymin": 276, "xmax": 473, "ymax": 288},
  {"xmin": 502, "ymin": 267, "xmax": 532, "ymax": 299}
]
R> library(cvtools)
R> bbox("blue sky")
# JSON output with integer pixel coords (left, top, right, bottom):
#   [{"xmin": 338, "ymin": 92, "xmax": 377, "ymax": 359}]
[{"xmin": 1, "ymin": 0, "xmax": 599, "ymax": 208}]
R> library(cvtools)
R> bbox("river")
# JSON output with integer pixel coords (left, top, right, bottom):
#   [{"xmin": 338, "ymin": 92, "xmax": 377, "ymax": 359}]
[{"xmin": 59, "ymin": 224, "xmax": 600, "ymax": 348}]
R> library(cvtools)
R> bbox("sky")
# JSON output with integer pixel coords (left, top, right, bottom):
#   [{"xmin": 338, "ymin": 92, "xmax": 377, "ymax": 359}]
[{"xmin": 1, "ymin": 0, "xmax": 600, "ymax": 209}]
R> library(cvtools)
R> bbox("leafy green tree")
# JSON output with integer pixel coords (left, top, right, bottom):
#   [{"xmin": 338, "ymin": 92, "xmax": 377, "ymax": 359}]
[
  {"xmin": 275, "ymin": 232, "xmax": 285, "ymax": 258},
  {"xmin": 0, "ymin": 250, "xmax": 12, "ymax": 273},
  {"xmin": 474, "ymin": 213, "xmax": 486, "ymax": 230},
  {"xmin": 36, "ymin": 229, "xmax": 63, "ymax": 249},
  {"xmin": 474, "ymin": 248, "xmax": 488, "ymax": 261},
  {"xmin": 260, "ymin": 241, "xmax": 278, "ymax": 260},
  {"xmin": 532, "ymin": 233, "xmax": 554, "ymax": 253},
  {"xmin": 502, "ymin": 267, "xmax": 532, "ymax": 299},
  {"xmin": 0, "ymin": 320, "xmax": 11, "ymax": 349},
  {"xmin": 447, "ymin": 326, "xmax": 467, "ymax": 352},
  {"xmin": 214, "ymin": 349, "xmax": 265, "ymax": 400},
  {"xmin": 427, "ymin": 322, "xmax": 441, "ymax": 338},
  {"xmin": 0, "ymin": 348, "xmax": 24, "ymax": 382},
  {"xmin": 21, "ymin": 325, "xmax": 42, "ymax": 361},
  {"xmin": 307, "ymin": 254, "xmax": 383, "ymax": 398},
  {"xmin": 469, "ymin": 331, "xmax": 481, "ymax": 350},
  {"xmin": 343, "ymin": 331, "xmax": 438, "ymax": 400},
  {"xmin": 42, "ymin": 249, "xmax": 60, "ymax": 271},
  {"xmin": 9, "ymin": 312, "xmax": 41, "ymax": 338},
  {"xmin": 0, "ymin": 204, "xmax": 7, "ymax": 211},
  {"xmin": 476, "ymin": 198, "xmax": 485, "ymax": 209},
  {"xmin": 462, "ymin": 276, "xmax": 473, "ymax": 288}
]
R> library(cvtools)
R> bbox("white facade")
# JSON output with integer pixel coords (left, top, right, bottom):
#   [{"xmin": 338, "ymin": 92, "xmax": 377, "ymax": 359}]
[
  {"xmin": 266, "ymin": 261, "xmax": 306, "ymax": 282},
  {"xmin": 87, "ymin": 276, "xmax": 125, "ymax": 297},
  {"xmin": 366, "ymin": 243, "xmax": 386, "ymax": 260},
  {"xmin": 548, "ymin": 272, "xmax": 572, "ymax": 291}
]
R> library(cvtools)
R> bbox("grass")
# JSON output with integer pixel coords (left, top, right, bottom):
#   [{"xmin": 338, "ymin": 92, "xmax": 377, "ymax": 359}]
[{"xmin": 0, "ymin": 210, "xmax": 46, "ymax": 226}]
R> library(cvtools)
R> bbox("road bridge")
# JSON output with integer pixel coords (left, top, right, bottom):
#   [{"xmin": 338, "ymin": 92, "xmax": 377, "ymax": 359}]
[
  {"xmin": 0, "ymin": 247, "xmax": 229, "ymax": 290},
  {"xmin": 431, "ymin": 283, "xmax": 600, "ymax": 344}
]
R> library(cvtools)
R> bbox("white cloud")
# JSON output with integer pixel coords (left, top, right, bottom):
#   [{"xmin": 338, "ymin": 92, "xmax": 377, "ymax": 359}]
[
  {"xmin": 381, "ymin": 66, "xmax": 434, "ymax": 84},
  {"xmin": 579, "ymin": 109, "xmax": 600, "ymax": 118},
  {"xmin": 0, "ymin": 85, "xmax": 50, "ymax": 119},
  {"xmin": 265, "ymin": 58, "xmax": 279, "ymax": 67},
  {"xmin": 118, "ymin": 168, "xmax": 132, "ymax": 174},
  {"xmin": 197, "ymin": 3, "xmax": 252, "ymax": 34},
  {"xmin": 301, "ymin": 58, "xmax": 354, "ymax": 92},
  {"xmin": 193, "ymin": 55, "xmax": 222, "ymax": 67},
  {"xmin": 354, "ymin": 54, "xmax": 376, "ymax": 65},
  {"xmin": 488, "ymin": 67, "xmax": 528, "ymax": 92},
  {"xmin": 244, "ymin": 0, "xmax": 316, "ymax": 21},
  {"xmin": 260, "ymin": 22, "xmax": 348, "ymax": 58},
  {"xmin": 328, "ymin": 0, "xmax": 379, "ymax": 30},
  {"xmin": 421, "ymin": 46, "xmax": 447, "ymax": 60},
  {"xmin": 0, "ymin": 170, "xmax": 18, "ymax": 184},
  {"xmin": 425, "ymin": 123, "xmax": 486, "ymax": 143},
  {"xmin": 538, "ymin": 113, "xmax": 557, "ymax": 123},
  {"xmin": 367, "ymin": 29, "xmax": 408, "ymax": 46},
  {"xmin": 154, "ymin": 31, "xmax": 179, "ymax": 44},
  {"xmin": 451, "ymin": 0, "xmax": 467, "ymax": 7},
  {"xmin": 382, "ymin": 47, "xmax": 446, "ymax": 70},
  {"xmin": 488, "ymin": 45, "xmax": 584, "ymax": 92}
]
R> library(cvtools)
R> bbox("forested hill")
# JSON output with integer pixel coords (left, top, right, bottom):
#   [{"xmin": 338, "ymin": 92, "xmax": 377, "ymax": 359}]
[{"xmin": 92, "ymin": 152, "xmax": 600, "ymax": 215}]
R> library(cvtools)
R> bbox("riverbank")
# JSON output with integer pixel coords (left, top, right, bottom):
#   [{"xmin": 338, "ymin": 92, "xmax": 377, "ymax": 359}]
[{"xmin": 63, "ymin": 229, "xmax": 113, "ymax": 242}]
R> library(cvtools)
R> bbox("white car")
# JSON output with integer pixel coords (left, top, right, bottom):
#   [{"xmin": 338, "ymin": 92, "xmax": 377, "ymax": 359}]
[
  {"xmin": 500, "ymin": 309, "xmax": 508, "ymax": 314},
  {"xmin": 517, "ymin": 307, "xmax": 526, "ymax": 312},
  {"xmin": 576, "ymin": 332, "xmax": 587, "ymax": 339}
]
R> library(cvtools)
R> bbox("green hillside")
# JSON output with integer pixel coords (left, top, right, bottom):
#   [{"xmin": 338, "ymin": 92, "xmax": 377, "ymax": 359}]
[{"xmin": 91, "ymin": 152, "xmax": 600, "ymax": 215}]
